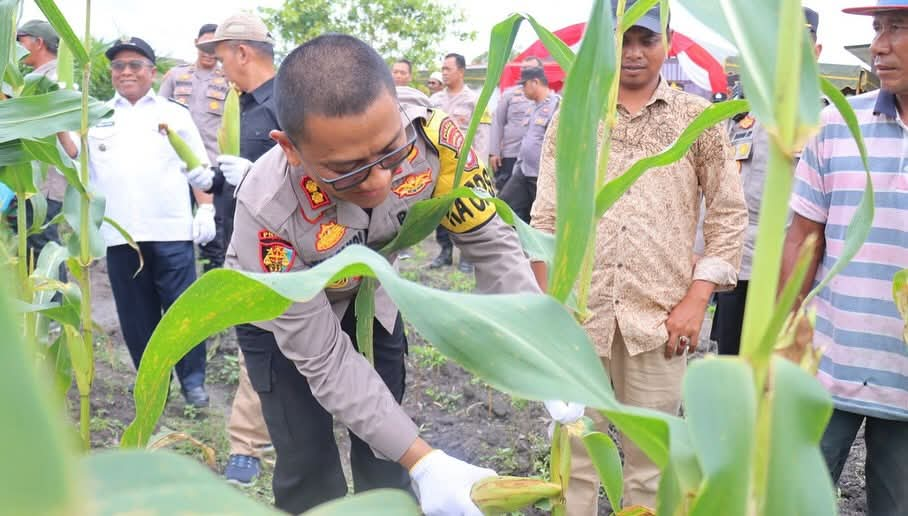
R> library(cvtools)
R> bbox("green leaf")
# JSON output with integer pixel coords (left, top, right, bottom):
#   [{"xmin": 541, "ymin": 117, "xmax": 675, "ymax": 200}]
[
  {"xmin": 656, "ymin": 418, "xmax": 701, "ymax": 516},
  {"xmin": 56, "ymin": 38, "xmax": 74, "ymax": 90},
  {"xmin": 762, "ymin": 357, "xmax": 836, "ymax": 515},
  {"xmin": 302, "ymin": 489, "xmax": 420, "ymax": 516},
  {"xmin": 83, "ymin": 450, "xmax": 283, "ymax": 515},
  {"xmin": 0, "ymin": 247, "xmax": 86, "ymax": 515},
  {"xmin": 0, "ymin": 139, "xmax": 28, "ymax": 166},
  {"xmin": 595, "ymin": 100, "xmax": 749, "ymax": 216},
  {"xmin": 33, "ymin": 0, "xmax": 89, "ymax": 63},
  {"xmin": 0, "ymin": 162, "xmax": 35, "ymax": 193},
  {"xmin": 0, "ymin": 0, "xmax": 16, "ymax": 89},
  {"xmin": 63, "ymin": 184, "xmax": 106, "ymax": 260},
  {"xmin": 582, "ymin": 431, "xmax": 623, "ymax": 511},
  {"xmin": 683, "ymin": 359, "xmax": 755, "ymax": 516},
  {"xmin": 27, "ymin": 190, "xmax": 48, "ymax": 235},
  {"xmin": 103, "ymin": 216, "xmax": 143, "ymax": 275},
  {"xmin": 0, "ymin": 89, "xmax": 112, "ymax": 143},
  {"xmin": 123, "ymin": 245, "xmax": 613, "ymax": 447},
  {"xmin": 354, "ymin": 277, "xmax": 377, "ymax": 365},
  {"xmin": 21, "ymin": 136, "xmax": 84, "ymax": 194},
  {"xmin": 45, "ymin": 333, "xmax": 74, "ymax": 401},
  {"xmin": 455, "ymin": 12, "xmax": 575, "ymax": 187},
  {"xmin": 620, "ymin": 0, "xmax": 661, "ymax": 32},
  {"xmin": 893, "ymin": 269, "xmax": 908, "ymax": 347},
  {"xmin": 599, "ymin": 405, "xmax": 676, "ymax": 469},
  {"xmin": 379, "ymin": 187, "xmax": 469, "ymax": 254},
  {"xmin": 821, "ymin": 78, "xmax": 869, "ymax": 172},
  {"xmin": 63, "ymin": 323, "xmax": 92, "ymax": 395},
  {"xmin": 550, "ymin": 0, "xmax": 615, "ymax": 302}
]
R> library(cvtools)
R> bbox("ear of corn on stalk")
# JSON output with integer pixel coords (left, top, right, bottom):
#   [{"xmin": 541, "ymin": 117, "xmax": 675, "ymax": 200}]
[
  {"xmin": 470, "ymin": 476, "xmax": 562, "ymax": 514},
  {"xmin": 217, "ymin": 87, "xmax": 241, "ymax": 156},
  {"xmin": 158, "ymin": 123, "xmax": 202, "ymax": 171}
]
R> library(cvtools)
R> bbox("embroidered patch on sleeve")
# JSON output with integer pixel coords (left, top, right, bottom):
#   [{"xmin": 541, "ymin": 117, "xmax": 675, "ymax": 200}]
[
  {"xmin": 392, "ymin": 169, "xmax": 433, "ymax": 198},
  {"xmin": 258, "ymin": 230, "xmax": 296, "ymax": 273},
  {"xmin": 438, "ymin": 117, "xmax": 465, "ymax": 154},
  {"xmin": 315, "ymin": 221, "xmax": 347, "ymax": 252}
]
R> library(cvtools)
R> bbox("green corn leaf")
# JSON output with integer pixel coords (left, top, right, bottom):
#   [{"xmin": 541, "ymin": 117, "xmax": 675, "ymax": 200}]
[
  {"xmin": 620, "ymin": 0, "xmax": 660, "ymax": 33},
  {"xmin": 0, "ymin": 0, "xmax": 16, "ymax": 90},
  {"xmin": 582, "ymin": 431, "xmax": 623, "ymax": 511},
  {"xmin": 302, "ymin": 489, "xmax": 420, "ymax": 516},
  {"xmin": 33, "ymin": 0, "xmax": 88, "ymax": 63},
  {"xmin": 21, "ymin": 135, "xmax": 84, "ymax": 194},
  {"xmin": 595, "ymin": 100, "xmax": 749, "ymax": 217},
  {"xmin": 656, "ymin": 418, "xmax": 701, "ymax": 516},
  {"xmin": 103, "ymin": 216, "xmax": 143, "ymax": 276},
  {"xmin": 56, "ymin": 38, "xmax": 74, "ymax": 90},
  {"xmin": 0, "ymin": 162, "xmax": 34, "ymax": 194},
  {"xmin": 122, "ymin": 245, "xmax": 612, "ymax": 447},
  {"xmin": 0, "ymin": 89, "xmax": 112, "ymax": 143},
  {"xmin": 27, "ymin": 190, "xmax": 47, "ymax": 235},
  {"xmin": 549, "ymin": 0, "xmax": 615, "ymax": 302},
  {"xmin": 762, "ymin": 357, "xmax": 836, "ymax": 515},
  {"xmin": 45, "ymin": 333, "xmax": 73, "ymax": 401},
  {"xmin": 683, "ymin": 359, "xmax": 755, "ymax": 516},
  {"xmin": 354, "ymin": 277, "xmax": 377, "ymax": 366},
  {"xmin": 63, "ymin": 185, "xmax": 106, "ymax": 260}
]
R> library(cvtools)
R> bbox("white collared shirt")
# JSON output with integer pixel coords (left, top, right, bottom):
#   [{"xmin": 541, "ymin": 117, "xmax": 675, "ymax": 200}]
[{"xmin": 88, "ymin": 89, "xmax": 208, "ymax": 247}]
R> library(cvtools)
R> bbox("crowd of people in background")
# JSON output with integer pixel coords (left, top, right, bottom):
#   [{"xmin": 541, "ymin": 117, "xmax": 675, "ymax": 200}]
[{"xmin": 7, "ymin": 0, "xmax": 908, "ymax": 515}]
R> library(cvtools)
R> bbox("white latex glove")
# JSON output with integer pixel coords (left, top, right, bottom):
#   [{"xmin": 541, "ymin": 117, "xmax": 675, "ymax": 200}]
[
  {"xmin": 544, "ymin": 400, "xmax": 585, "ymax": 424},
  {"xmin": 410, "ymin": 450, "xmax": 496, "ymax": 516},
  {"xmin": 217, "ymin": 154, "xmax": 253, "ymax": 185},
  {"xmin": 192, "ymin": 203, "xmax": 216, "ymax": 246},
  {"xmin": 183, "ymin": 165, "xmax": 214, "ymax": 191}
]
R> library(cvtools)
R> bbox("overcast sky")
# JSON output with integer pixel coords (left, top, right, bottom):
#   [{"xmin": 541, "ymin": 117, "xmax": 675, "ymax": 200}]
[{"xmin": 20, "ymin": 0, "xmax": 877, "ymax": 67}]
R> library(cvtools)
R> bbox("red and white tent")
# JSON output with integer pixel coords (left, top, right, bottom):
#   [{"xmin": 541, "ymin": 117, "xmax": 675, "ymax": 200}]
[{"xmin": 499, "ymin": 22, "xmax": 730, "ymax": 96}]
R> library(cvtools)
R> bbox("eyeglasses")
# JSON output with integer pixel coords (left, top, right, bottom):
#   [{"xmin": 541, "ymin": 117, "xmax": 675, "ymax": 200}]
[
  {"xmin": 311, "ymin": 110, "xmax": 418, "ymax": 191},
  {"xmin": 111, "ymin": 59, "xmax": 153, "ymax": 72}
]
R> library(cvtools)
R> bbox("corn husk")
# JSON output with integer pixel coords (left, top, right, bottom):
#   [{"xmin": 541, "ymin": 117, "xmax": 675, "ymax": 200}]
[
  {"xmin": 158, "ymin": 123, "xmax": 202, "ymax": 171},
  {"xmin": 217, "ymin": 86, "xmax": 241, "ymax": 156},
  {"xmin": 470, "ymin": 476, "xmax": 561, "ymax": 514}
]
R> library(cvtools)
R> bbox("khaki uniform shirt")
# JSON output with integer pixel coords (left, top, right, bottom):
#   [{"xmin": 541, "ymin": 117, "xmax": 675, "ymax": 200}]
[
  {"xmin": 727, "ymin": 115, "xmax": 769, "ymax": 281},
  {"xmin": 225, "ymin": 88, "xmax": 540, "ymax": 461},
  {"xmin": 28, "ymin": 59, "xmax": 66, "ymax": 202},
  {"xmin": 531, "ymin": 79, "xmax": 747, "ymax": 358},
  {"xmin": 158, "ymin": 64, "xmax": 229, "ymax": 164},
  {"xmin": 490, "ymin": 85, "xmax": 534, "ymax": 159},
  {"xmin": 516, "ymin": 92, "xmax": 560, "ymax": 178},
  {"xmin": 430, "ymin": 85, "xmax": 491, "ymax": 164}
]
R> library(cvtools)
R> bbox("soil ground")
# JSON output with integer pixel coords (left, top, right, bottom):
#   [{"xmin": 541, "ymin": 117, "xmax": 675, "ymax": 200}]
[{"xmin": 72, "ymin": 237, "xmax": 868, "ymax": 515}]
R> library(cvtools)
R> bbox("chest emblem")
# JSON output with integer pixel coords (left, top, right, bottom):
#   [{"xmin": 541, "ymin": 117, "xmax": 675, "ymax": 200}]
[
  {"xmin": 739, "ymin": 115, "xmax": 755, "ymax": 129},
  {"xmin": 258, "ymin": 230, "xmax": 296, "ymax": 273},
  {"xmin": 316, "ymin": 221, "xmax": 347, "ymax": 252},
  {"xmin": 393, "ymin": 169, "xmax": 433, "ymax": 198},
  {"xmin": 301, "ymin": 176, "xmax": 331, "ymax": 210}
]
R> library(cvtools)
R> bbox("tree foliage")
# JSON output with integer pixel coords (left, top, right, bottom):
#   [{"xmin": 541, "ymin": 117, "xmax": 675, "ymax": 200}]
[{"xmin": 259, "ymin": 0, "xmax": 475, "ymax": 73}]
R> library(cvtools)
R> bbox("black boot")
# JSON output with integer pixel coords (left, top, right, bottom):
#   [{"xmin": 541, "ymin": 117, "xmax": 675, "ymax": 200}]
[{"xmin": 429, "ymin": 246, "xmax": 453, "ymax": 268}]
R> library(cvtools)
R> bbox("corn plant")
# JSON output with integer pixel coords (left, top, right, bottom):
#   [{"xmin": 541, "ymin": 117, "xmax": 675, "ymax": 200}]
[{"xmin": 40, "ymin": 2, "xmax": 873, "ymax": 516}]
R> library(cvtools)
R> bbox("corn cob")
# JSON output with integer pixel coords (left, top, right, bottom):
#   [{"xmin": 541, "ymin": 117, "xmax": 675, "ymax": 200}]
[
  {"xmin": 470, "ymin": 476, "xmax": 561, "ymax": 514},
  {"xmin": 158, "ymin": 123, "xmax": 202, "ymax": 171},
  {"xmin": 217, "ymin": 86, "xmax": 241, "ymax": 156}
]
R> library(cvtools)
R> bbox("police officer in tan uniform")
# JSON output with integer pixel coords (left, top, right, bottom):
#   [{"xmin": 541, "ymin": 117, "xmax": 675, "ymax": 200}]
[
  {"xmin": 489, "ymin": 56, "xmax": 543, "ymax": 191},
  {"xmin": 226, "ymin": 34, "xmax": 542, "ymax": 516},
  {"xmin": 428, "ymin": 52, "xmax": 491, "ymax": 271},
  {"xmin": 159, "ymin": 23, "xmax": 230, "ymax": 270}
]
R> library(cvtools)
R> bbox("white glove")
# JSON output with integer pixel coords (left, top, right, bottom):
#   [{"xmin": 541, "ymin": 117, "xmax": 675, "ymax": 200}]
[
  {"xmin": 184, "ymin": 165, "xmax": 214, "ymax": 191},
  {"xmin": 217, "ymin": 154, "xmax": 253, "ymax": 185},
  {"xmin": 409, "ymin": 450, "xmax": 496, "ymax": 516},
  {"xmin": 544, "ymin": 400, "xmax": 585, "ymax": 424},
  {"xmin": 192, "ymin": 204, "xmax": 216, "ymax": 246}
]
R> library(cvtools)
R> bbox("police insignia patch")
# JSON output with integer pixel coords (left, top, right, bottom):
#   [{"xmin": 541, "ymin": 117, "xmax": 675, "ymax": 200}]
[
  {"xmin": 315, "ymin": 221, "xmax": 346, "ymax": 252},
  {"xmin": 739, "ymin": 115, "xmax": 755, "ymax": 129},
  {"xmin": 392, "ymin": 169, "xmax": 432, "ymax": 198},
  {"xmin": 301, "ymin": 176, "xmax": 330, "ymax": 210},
  {"xmin": 258, "ymin": 230, "xmax": 296, "ymax": 273},
  {"xmin": 438, "ymin": 117, "xmax": 465, "ymax": 154}
]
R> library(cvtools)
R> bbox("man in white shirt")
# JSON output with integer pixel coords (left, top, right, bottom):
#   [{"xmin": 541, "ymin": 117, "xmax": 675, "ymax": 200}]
[{"xmin": 88, "ymin": 37, "xmax": 215, "ymax": 407}]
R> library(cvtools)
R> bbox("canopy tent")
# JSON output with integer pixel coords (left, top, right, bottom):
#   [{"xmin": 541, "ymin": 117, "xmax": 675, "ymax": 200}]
[{"xmin": 499, "ymin": 22, "xmax": 730, "ymax": 96}]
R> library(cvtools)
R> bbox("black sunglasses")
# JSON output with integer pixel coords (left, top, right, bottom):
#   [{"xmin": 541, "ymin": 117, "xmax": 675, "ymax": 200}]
[
  {"xmin": 111, "ymin": 59, "xmax": 153, "ymax": 72},
  {"xmin": 312, "ymin": 109, "xmax": 418, "ymax": 191}
]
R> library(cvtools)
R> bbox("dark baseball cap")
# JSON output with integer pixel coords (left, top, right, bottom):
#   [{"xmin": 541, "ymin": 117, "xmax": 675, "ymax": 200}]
[
  {"xmin": 519, "ymin": 66, "xmax": 547, "ymax": 84},
  {"xmin": 803, "ymin": 7, "xmax": 820, "ymax": 34},
  {"xmin": 612, "ymin": 0, "xmax": 666, "ymax": 33},
  {"xmin": 17, "ymin": 20, "xmax": 59, "ymax": 50},
  {"xmin": 105, "ymin": 36, "xmax": 156, "ymax": 63},
  {"xmin": 844, "ymin": 0, "xmax": 908, "ymax": 15}
]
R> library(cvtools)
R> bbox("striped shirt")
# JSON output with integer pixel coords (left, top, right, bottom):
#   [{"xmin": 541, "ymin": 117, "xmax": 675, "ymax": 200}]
[{"xmin": 791, "ymin": 89, "xmax": 908, "ymax": 421}]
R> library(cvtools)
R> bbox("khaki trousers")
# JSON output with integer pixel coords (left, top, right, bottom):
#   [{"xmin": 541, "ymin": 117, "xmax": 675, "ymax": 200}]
[
  {"xmin": 227, "ymin": 350, "xmax": 271, "ymax": 456},
  {"xmin": 566, "ymin": 327, "xmax": 686, "ymax": 514}
]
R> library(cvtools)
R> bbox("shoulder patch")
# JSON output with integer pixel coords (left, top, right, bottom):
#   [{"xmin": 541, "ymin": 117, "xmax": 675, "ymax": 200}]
[
  {"xmin": 739, "ymin": 115, "xmax": 755, "ymax": 129},
  {"xmin": 301, "ymin": 176, "xmax": 331, "ymax": 210},
  {"xmin": 259, "ymin": 230, "xmax": 296, "ymax": 273},
  {"xmin": 437, "ymin": 117, "xmax": 464, "ymax": 154}
]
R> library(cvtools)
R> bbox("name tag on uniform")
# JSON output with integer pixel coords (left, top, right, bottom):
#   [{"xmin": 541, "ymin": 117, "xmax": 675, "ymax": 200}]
[{"xmin": 734, "ymin": 141, "xmax": 753, "ymax": 160}]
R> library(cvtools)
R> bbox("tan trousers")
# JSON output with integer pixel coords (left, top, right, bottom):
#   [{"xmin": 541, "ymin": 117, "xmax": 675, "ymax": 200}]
[
  {"xmin": 565, "ymin": 327, "xmax": 686, "ymax": 514},
  {"xmin": 227, "ymin": 350, "xmax": 271, "ymax": 456}
]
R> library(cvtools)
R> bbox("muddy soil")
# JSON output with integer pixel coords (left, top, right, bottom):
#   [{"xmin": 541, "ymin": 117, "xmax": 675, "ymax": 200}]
[{"xmin": 71, "ymin": 239, "xmax": 868, "ymax": 515}]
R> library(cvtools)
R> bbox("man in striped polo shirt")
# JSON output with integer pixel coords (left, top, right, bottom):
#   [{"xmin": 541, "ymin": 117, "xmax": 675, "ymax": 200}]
[{"xmin": 782, "ymin": 2, "xmax": 908, "ymax": 513}]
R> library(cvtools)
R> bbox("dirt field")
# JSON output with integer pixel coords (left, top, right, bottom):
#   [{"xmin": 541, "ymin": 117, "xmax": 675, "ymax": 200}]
[{"xmin": 73, "ymin": 238, "xmax": 868, "ymax": 515}]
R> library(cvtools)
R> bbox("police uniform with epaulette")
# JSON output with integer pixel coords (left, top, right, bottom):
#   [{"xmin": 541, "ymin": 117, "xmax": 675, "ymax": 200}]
[{"xmin": 224, "ymin": 87, "xmax": 540, "ymax": 512}]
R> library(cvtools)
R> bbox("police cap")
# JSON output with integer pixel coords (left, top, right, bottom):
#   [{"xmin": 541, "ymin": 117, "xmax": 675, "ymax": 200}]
[{"xmin": 106, "ymin": 36, "xmax": 156, "ymax": 63}]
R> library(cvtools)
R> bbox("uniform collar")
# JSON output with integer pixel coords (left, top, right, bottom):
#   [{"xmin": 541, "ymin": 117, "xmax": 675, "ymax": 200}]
[
  {"xmin": 33, "ymin": 59, "xmax": 57, "ymax": 76},
  {"xmin": 112, "ymin": 88, "xmax": 157, "ymax": 108},
  {"xmin": 873, "ymin": 89, "xmax": 900, "ymax": 119},
  {"xmin": 617, "ymin": 76, "xmax": 670, "ymax": 114},
  {"xmin": 243, "ymin": 77, "xmax": 274, "ymax": 107}
]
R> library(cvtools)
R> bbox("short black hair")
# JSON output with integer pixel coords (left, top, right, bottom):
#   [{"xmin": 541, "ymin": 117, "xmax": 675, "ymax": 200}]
[
  {"xmin": 198, "ymin": 24, "xmax": 217, "ymax": 38},
  {"xmin": 395, "ymin": 58, "xmax": 412, "ymax": 73},
  {"xmin": 523, "ymin": 56, "xmax": 544, "ymax": 67},
  {"xmin": 445, "ymin": 53, "xmax": 466, "ymax": 70},
  {"xmin": 275, "ymin": 34, "xmax": 396, "ymax": 142},
  {"xmin": 227, "ymin": 39, "xmax": 274, "ymax": 60}
]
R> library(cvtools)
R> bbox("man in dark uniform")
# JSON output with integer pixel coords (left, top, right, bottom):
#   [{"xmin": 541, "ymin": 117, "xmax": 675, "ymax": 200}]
[
  {"xmin": 159, "ymin": 23, "xmax": 229, "ymax": 270},
  {"xmin": 489, "ymin": 56, "xmax": 544, "ymax": 191},
  {"xmin": 225, "ymin": 34, "xmax": 547, "ymax": 516},
  {"xmin": 499, "ymin": 66, "xmax": 560, "ymax": 223}
]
